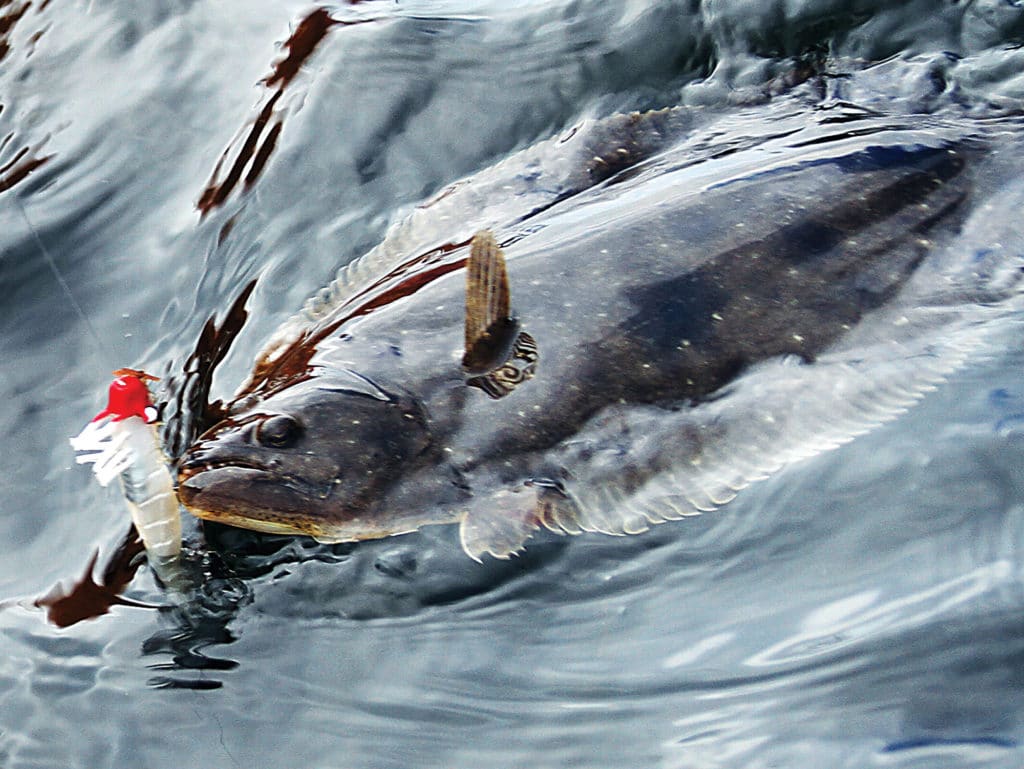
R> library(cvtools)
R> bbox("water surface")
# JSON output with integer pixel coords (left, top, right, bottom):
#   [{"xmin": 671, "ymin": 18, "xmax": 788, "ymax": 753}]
[{"xmin": 2, "ymin": 1, "xmax": 1024, "ymax": 767}]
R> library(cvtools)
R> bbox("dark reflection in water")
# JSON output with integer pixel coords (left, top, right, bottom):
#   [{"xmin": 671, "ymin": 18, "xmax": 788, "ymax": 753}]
[
  {"xmin": 197, "ymin": 5, "xmax": 382, "ymax": 218},
  {"xmin": 0, "ymin": 1, "xmax": 33, "ymax": 64},
  {"xmin": 163, "ymin": 279, "xmax": 257, "ymax": 459},
  {"xmin": 34, "ymin": 528, "xmax": 147, "ymax": 628},
  {"xmin": 27, "ymin": 526, "xmax": 247, "ymax": 689},
  {"xmin": 0, "ymin": 133, "xmax": 51, "ymax": 194},
  {"xmin": 262, "ymin": 7, "xmax": 339, "ymax": 90},
  {"xmin": 140, "ymin": 553, "xmax": 251, "ymax": 691},
  {"xmin": 0, "ymin": 0, "xmax": 51, "ymax": 193}
]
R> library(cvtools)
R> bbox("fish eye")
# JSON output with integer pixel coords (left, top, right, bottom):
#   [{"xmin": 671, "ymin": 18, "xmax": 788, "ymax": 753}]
[{"xmin": 256, "ymin": 414, "xmax": 302, "ymax": 448}]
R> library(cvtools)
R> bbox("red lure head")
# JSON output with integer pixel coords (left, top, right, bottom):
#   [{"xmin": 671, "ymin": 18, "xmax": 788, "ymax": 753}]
[{"xmin": 92, "ymin": 374, "xmax": 157, "ymax": 423}]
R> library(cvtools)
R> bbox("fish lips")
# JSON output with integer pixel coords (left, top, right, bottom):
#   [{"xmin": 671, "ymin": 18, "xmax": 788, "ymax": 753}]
[{"xmin": 177, "ymin": 461, "xmax": 327, "ymax": 535}]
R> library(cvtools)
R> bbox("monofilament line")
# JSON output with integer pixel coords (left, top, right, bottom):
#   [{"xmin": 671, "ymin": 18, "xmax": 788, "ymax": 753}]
[{"xmin": 14, "ymin": 195, "xmax": 109, "ymax": 359}]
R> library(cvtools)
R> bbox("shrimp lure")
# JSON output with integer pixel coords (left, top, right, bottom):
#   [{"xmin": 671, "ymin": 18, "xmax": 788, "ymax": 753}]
[{"xmin": 70, "ymin": 370, "xmax": 182, "ymax": 563}]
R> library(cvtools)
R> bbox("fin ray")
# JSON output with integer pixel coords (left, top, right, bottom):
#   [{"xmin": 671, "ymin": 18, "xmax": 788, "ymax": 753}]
[
  {"xmin": 556, "ymin": 304, "xmax": 1009, "ymax": 539},
  {"xmin": 462, "ymin": 231, "xmax": 515, "ymax": 374},
  {"xmin": 460, "ymin": 297, "xmax": 999, "ymax": 558}
]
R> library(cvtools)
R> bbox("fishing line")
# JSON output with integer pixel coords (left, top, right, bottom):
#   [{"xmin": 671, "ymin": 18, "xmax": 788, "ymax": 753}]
[{"xmin": 14, "ymin": 195, "xmax": 111, "ymax": 360}]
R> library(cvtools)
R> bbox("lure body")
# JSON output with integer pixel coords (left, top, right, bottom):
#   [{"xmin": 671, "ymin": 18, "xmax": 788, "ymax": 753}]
[
  {"xmin": 115, "ymin": 417, "xmax": 182, "ymax": 560},
  {"xmin": 71, "ymin": 374, "xmax": 182, "ymax": 562}
]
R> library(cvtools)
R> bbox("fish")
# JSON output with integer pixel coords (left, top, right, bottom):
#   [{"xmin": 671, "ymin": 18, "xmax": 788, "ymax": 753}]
[{"xmin": 176, "ymin": 102, "xmax": 1024, "ymax": 560}]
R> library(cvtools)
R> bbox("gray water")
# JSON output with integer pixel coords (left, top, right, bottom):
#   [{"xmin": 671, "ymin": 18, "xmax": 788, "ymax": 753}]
[{"xmin": 2, "ymin": 1, "xmax": 1024, "ymax": 767}]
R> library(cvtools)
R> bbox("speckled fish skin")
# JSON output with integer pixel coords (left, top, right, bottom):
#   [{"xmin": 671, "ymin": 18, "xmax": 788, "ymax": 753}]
[{"xmin": 177, "ymin": 106, "xmax": 991, "ymax": 558}]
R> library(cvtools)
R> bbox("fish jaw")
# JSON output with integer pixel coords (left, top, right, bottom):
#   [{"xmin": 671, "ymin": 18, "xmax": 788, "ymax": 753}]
[
  {"xmin": 177, "ymin": 464, "xmax": 341, "ymax": 539},
  {"xmin": 177, "ymin": 463, "xmax": 450, "ymax": 544}
]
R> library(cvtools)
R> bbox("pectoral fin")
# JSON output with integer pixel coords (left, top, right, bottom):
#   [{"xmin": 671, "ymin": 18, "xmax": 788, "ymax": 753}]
[
  {"xmin": 459, "ymin": 479, "xmax": 573, "ymax": 561},
  {"xmin": 462, "ymin": 231, "xmax": 538, "ymax": 398}
]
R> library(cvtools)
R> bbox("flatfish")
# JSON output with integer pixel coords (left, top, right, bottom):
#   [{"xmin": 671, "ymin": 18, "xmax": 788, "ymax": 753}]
[{"xmin": 177, "ymin": 101, "xmax": 1024, "ymax": 559}]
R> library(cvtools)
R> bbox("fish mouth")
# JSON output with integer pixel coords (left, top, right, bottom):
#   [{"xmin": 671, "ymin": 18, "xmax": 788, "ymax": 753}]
[
  {"xmin": 177, "ymin": 464, "xmax": 270, "ymax": 512},
  {"xmin": 177, "ymin": 452, "xmax": 271, "ymax": 481},
  {"xmin": 176, "ymin": 460, "xmax": 324, "ymax": 537},
  {"xmin": 177, "ymin": 455, "xmax": 313, "ymax": 496},
  {"xmin": 177, "ymin": 459, "xmax": 428, "ymax": 545}
]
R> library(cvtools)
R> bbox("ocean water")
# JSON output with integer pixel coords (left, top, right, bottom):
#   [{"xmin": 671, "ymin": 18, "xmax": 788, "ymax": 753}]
[{"xmin": 2, "ymin": 1, "xmax": 1024, "ymax": 767}]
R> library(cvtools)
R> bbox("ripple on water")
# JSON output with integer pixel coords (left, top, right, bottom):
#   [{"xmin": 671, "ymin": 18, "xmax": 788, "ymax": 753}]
[
  {"xmin": 747, "ymin": 561, "xmax": 1014, "ymax": 667},
  {"xmin": 3, "ymin": 1, "xmax": 1024, "ymax": 767}
]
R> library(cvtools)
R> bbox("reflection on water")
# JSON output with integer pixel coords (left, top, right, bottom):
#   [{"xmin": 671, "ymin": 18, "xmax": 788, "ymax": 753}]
[
  {"xmin": 197, "ymin": 7, "xmax": 342, "ymax": 218},
  {"xmin": 1, "ymin": 1, "xmax": 1024, "ymax": 768},
  {"xmin": 34, "ymin": 528, "xmax": 146, "ymax": 628},
  {"xmin": 749, "ymin": 561, "xmax": 1016, "ymax": 666},
  {"xmin": 0, "ymin": 0, "xmax": 51, "ymax": 194},
  {"xmin": 0, "ymin": 135, "xmax": 50, "ymax": 195}
]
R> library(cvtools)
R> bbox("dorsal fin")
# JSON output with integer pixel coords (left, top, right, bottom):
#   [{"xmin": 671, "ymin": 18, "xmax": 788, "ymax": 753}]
[{"xmin": 462, "ymin": 231, "xmax": 518, "ymax": 375}]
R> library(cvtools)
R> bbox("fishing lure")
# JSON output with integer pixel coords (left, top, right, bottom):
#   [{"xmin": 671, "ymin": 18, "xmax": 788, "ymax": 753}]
[{"xmin": 69, "ymin": 370, "xmax": 182, "ymax": 563}]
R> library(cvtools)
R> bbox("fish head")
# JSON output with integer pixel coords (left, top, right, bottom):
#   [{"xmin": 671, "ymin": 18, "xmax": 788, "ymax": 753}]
[{"xmin": 177, "ymin": 369, "xmax": 433, "ymax": 540}]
